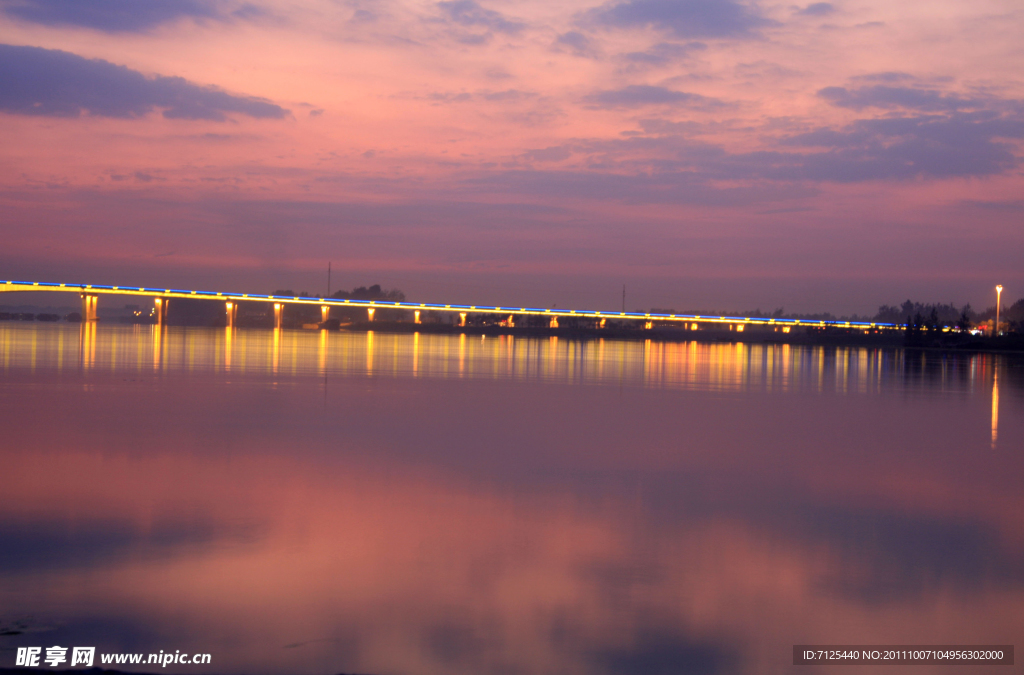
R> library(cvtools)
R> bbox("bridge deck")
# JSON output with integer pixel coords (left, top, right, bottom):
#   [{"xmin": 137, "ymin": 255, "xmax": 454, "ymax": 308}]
[{"xmin": 1, "ymin": 280, "xmax": 899, "ymax": 330}]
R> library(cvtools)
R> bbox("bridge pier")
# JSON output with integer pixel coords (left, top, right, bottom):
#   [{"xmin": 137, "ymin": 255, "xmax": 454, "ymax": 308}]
[
  {"xmin": 321, "ymin": 305, "xmax": 330, "ymax": 324},
  {"xmin": 80, "ymin": 293, "xmax": 98, "ymax": 321},
  {"xmin": 273, "ymin": 303, "xmax": 283, "ymax": 329},
  {"xmin": 367, "ymin": 308, "xmax": 375, "ymax": 322},
  {"xmin": 226, "ymin": 301, "xmax": 238, "ymax": 328},
  {"xmin": 459, "ymin": 312, "xmax": 467, "ymax": 327},
  {"xmin": 414, "ymin": 310, "xmax": 421, "ymax": 324},
  {"xmin": 153, "ymin": 297, "xmax": 169, "ymax": 325},
  {"xmin": 549, "ymin": 316, "xmax": 558, "ymax": 328}
]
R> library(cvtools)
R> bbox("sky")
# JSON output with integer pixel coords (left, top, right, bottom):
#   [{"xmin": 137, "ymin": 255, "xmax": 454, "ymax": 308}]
[{"xmin": 0, "ymin": 0, "xmax": 1021, "ymax": 314}]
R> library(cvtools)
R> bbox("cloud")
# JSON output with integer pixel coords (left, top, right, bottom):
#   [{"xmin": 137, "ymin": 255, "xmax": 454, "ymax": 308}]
[
  {"xmin": 553, "ymin": 31, "xmax": 601, "ymax": 58},
  {"xmin": 350, "ymin": 8, "xmax": 376, "ymax": 22},
  {"xmin": 498, "ymin": 105, "xmax": 1024, "ymax": 192},
  {"xmin": 408, "ymin": 88, "xmax": 537, "ymax": 105},
  {"xmin": 818, "ymin": 85, "xmax": 985, "ymax": 112},
  {"xmin": 427, "ymin": 91, "xmax": 473, "ymax": 103},
  {"xmin": 0, "ymin": 43, "xmax": 288, "ymax": 121},
  {"xmin": 469, "ymin": 166, "xmax": 817, "ymax": 206},
  {"xmin": 435, "ymin": 0, "xmax": 525, "ymax": 34},
  {"xmin": 523, "ymin": 146, "xmax": 573, "ymax": 162},
  {"xmin": 481, "ymin": 89, "xmax": 533, "ymax": 101},
  {"xmin": 632, "ymin": 111, "xmax": 1024, "ymax": 182},
  {"xmin": 769, "ymin": 114, "xmax": 1024, "ymax": 180},
  {"xmin": 620, "ymin": 41, "xmax": 705, "ymax": 66},
  {"xmin": 637, "ymin": 117, "xmax": 705, "ymax": 134},
  {"xmin": 0, "ymin": 0, "xmax": 253, "ymax": 32},
  {"xmin": 796, "ymin": 2, "xmax": 834, "ymax": 16},
  {"xmin": 957, "ymin": 199, "xmax": 1024, "ymax": 212},
  {"xmin": 584, "ymin": 84, "xmax": 723, "ymax": 108},
  {"xmin": 584, "ymin": 0, "xmax": 775, "ymax": 39},
  {"xmin": 849, "ymin": 72, "xmax": 917, "ymax": 83}
]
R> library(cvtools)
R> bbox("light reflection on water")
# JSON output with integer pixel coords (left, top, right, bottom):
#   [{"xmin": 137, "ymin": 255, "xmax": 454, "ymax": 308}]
[
  {"xmin": 1, "ymin": 323, "xmax": 1022, "ymax": 675},
  {"xmin": 0, "ymin": 323, "xmax": 1013, "ymax": 397}
]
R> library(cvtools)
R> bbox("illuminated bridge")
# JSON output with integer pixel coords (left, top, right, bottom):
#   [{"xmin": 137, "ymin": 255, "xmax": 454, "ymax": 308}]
[{"xmin": 1, "ymin": 279, "xmax": 901, "ymax": 332}]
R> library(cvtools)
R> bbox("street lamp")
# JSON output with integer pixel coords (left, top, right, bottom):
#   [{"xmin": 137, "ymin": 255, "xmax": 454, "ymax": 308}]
[{"xmin": 995, "ymin": 285, "xmax": 1003, "ymax": 336}]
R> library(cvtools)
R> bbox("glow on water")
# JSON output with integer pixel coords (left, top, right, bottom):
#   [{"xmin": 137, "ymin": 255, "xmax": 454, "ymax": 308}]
[{"xmin": 0, "ymin": 322, "xmax": 1003, "ymax": 396}]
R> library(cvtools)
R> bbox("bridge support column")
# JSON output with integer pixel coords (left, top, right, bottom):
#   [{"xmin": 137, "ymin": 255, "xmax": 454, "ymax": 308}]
[
  {"xmin": 414, "ymin": 310, "xmax": 421, "ymax": 324},
  {"xmin": 459, "ymin": 312, "xmax": 467, "ymax": 327},
  {"xmin": 367, "ymin": 308, "xmax": 375, "ymax": 322},
  {"xmin": 321, "ymin": 305, "xmax": 330, "ymax": 324},
  {"xmin": 154, "ymin": 297, "xmax": 169, "ymax": 325},
  {"xmin": 225, "ymin": 301, "xmax": 238, "ymax": 328},
  {"xmin": 80, "ymin": 293, "xmax": 98, "ymax": 321},
  {"xmin": 549, "ymin": 316, "xmax": 558, "ymax": 328},
  {"xmin": 644, "ymin": 321, "xmax": 653, "ymax": 330},
  {"xmin": 507, "ymin": 314, "xmax": 515, "ymax": 327},
  {"xmin": 599, "ymin": 318, "xmax": 606, "ymax": 329},
  {"xmin": 273, "ymin": 303, "xmax": 283, "ymax": 329}
]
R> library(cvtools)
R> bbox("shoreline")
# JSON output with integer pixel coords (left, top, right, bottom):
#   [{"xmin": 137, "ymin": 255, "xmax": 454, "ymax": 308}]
[
  {"xmin": 335, "ymin": 321, "xmax": 1024, "ymax": 353},
  {"xmin": 4, "ymin": 318, "xmax": 1022, "ymax": 353}
]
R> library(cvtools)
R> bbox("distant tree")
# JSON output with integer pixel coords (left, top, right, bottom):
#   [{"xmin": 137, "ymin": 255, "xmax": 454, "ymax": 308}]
[
  {"xmin": 325, "ymin": 284, "xmax": 406, "ymax": 322},
  {"xmin": 901, "ymin": 300, "xmax": 915, "ymax": 320},
  {"xmin": 331, "ymin": 284, "xmax": 405, "ymax": 302},
  {"xmin": 875, "ymin": 300, "xmax": 962, "ymax": 327},
  {"xmin": 1007, "ymin": 297, "xmax": 1024, "ymax": 322},
  {"xmin": 956, "ymin": 304, "xmax": 972, "ymax": 332},
  {"xmin": 907, "ymin": 311, "xmax": 924, "ymax": 336}
]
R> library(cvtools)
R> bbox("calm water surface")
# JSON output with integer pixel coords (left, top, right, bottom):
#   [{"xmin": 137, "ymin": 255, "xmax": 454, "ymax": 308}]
[{"xmin": 1, "ymin": 323, "xmax": 1022, "ymax": 674}]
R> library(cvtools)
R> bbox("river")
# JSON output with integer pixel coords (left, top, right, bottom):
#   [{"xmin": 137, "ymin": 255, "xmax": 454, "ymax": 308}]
[{"xmin": 1, "ymin": 323, "xmax": 1021, "ymax": 674}]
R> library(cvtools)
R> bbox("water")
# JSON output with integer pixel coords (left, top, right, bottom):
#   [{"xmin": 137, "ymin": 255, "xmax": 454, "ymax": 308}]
[{"xmin": 1, "ymin": 323, "xmax": 1022, "ymax": 674}]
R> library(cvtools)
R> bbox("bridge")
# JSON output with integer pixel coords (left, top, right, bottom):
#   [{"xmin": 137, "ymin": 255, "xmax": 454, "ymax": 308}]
[{"xmin": 1, "ymin": 279, "xmax": 900, "ymax": 332}]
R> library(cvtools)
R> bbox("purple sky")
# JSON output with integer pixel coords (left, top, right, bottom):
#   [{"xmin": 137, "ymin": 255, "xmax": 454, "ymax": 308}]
[{"xmin": 0, "ymin": 0, "xmax": 1021, "ymax": 313}]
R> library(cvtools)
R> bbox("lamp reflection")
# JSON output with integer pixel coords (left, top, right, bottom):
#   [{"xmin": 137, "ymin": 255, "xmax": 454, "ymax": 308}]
[
  {"xmin": 318, "ymin": 328, "xmax": 328, "ymax": 376},
  {"xmin": 270, "ymin": 328, "xmax": 279, "ymax": 374},
  {"xmin": 80, "ymin": 321, "xmax": 96, "ymax": 370},
  {"xmin": 0, "ymin": 324, "xmax": 1020, "ymax": 411},
  {"xmin": 366, "ymin": 330, "xmax": 374, "ymax": 375},
  {"xmin": 224, "ymin": 326, "xmax": 233, "ymax": 371},
  {"xmin": 992, "ymin": 367, "xmax": 999, "ymax": 450},
  {"xmin": 413, "ymin": 331, "xmax": 419, "ymax": 377}
]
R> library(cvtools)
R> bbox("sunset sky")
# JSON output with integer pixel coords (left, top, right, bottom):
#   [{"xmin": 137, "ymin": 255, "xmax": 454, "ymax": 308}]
[{"xmin": 1, "ymin": 0, "xmax": 1021, "ymax": 313}]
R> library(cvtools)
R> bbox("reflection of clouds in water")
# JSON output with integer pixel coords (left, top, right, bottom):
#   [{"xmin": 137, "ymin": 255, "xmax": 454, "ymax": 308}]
[
  {"xmin": 1, "ymin": 442, "xmax": 1022, "ymax": 674},
  {"xmin": 0, "ymin": 518, "xmax": 258, "ymax": 573}
]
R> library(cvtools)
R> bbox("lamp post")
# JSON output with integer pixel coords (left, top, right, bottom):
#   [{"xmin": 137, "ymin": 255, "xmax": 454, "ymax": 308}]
[{"xmin": 995, "ymin": 285, "xmax": 1003, "ymax": 336}]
